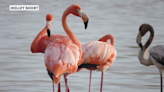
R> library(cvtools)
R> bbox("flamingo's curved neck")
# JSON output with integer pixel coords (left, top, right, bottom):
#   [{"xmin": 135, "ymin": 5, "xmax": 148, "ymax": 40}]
[
  {"xmin": 98, "ymin": 34, "xmax": 115, "ymax": 46},
  {"xmin": 138, "ymin": 48, "xmax": 151, "ymax": 66},
  {"xmin": 31, "ymin": 26, "xmax": 47, "ymax": 53},
  {"xmin": 138, "ymin": 29, "xmax": 154, "ymax": 66},
  {"xmin": 62, "ymin": 7, "xmax": 82, "ymax": 65}
]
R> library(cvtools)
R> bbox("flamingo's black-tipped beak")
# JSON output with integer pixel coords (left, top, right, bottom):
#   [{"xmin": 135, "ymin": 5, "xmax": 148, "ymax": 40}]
[
  {"xmin": 136, "ymin": 31, "xmax": 143, "ymax": 50},
  {"xmin": 77, "ymin": 9, "xmax": 89, "ymax": 29},
  {"xmin": 47, "ymin": 29, "xmax": 50, "ymax": 38},
  {"xmin": 139, "ymin": 43, "xmax": 143, "ymax": 50},
  {"xmin": 46, "ymin": 20, "xmax": 52, "ymax": 38},
  {"xmin": 84, "ymin": 19, "xmax": 89, "ymax": 29}
]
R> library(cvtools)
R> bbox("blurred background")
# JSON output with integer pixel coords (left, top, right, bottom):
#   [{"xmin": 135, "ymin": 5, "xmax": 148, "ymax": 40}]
[{"xmin": 0, "ymin": 0, "xmax": 164, "ymax": 92}]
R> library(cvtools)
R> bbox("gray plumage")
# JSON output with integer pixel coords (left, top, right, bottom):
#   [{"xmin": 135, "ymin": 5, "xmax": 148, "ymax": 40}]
[
  {"xmin": 137, "ymin": 24, "xmax": 164, "ymax": 92},
  {"xmin": 150, "ymin": 45, "xmax": 164, "ymax": 65}
]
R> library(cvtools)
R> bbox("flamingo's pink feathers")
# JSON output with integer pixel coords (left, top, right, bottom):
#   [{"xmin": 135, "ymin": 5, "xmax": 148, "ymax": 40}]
[
  {"xmin": 35, "ymin": 34, "xmax": 70, "ymax": 53},
  {"xmin": 82, "ymin": 41, "xmax": 117, "ymax": 71},
  {"xmin": 44, "ymin": 38, "xmax": 80, "ymax": 84}
]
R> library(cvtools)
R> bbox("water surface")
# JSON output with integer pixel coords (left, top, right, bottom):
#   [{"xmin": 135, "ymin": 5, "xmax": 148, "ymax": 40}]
[{"xmin": 0, "ymin": 0, "xmax": 164, "ymax": 92}]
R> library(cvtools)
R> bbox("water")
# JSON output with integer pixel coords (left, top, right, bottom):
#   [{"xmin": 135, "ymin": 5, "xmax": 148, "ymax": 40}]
[{"xmin": 0, "ymin": 0, "xmax": 164, "ymax": 92}]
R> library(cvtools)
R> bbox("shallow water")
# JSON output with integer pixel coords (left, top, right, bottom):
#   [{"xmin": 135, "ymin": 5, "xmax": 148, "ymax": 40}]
[{"xmin": 0, "ymin": 0, "xmax": 164, "ymax": 92}]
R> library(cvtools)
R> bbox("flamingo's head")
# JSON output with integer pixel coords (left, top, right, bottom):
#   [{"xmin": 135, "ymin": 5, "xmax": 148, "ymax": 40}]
[
  {"xmin": 69, "ymin": 4, "xmax": 89, "ymax": 29},
  {"xmin": 136, "ymin": 24, "xmax": 154, "ymax": 50},
  {"xmin": 46, "ymin": 14, "xmax": 53, "ymax": 38}
]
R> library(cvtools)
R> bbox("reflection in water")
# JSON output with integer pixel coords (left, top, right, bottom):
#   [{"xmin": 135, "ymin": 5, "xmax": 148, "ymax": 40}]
[{"xmin": 0, "ymin": 0, "xmax": 164, "ymax": 92}]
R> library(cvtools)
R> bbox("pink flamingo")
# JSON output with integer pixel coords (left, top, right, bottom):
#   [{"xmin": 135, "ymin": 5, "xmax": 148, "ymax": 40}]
[
  {"xmin": 31, "ymin": 14, "xmax": 70, "ymax": 92},
  {"xmin": 31, "ymin": 4, "xmax": 89, "ymax": 92},
  {"xmin": 31, "ymin": 14, "xmax": 70, "ymax": 53},
  {"xmin": 78, "ymin": 34, "xmax": 117, "ymax": 92}
]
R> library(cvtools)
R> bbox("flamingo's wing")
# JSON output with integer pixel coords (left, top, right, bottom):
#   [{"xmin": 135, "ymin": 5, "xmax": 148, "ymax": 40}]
[
  {"xmin": 149, "ymin": 45, "xmax": 164, "ymax": 65},
  {"xmin": 35, "ymin": 34, "xmax": 70, "ymax": 53},
  {"xmin": 82, "ymin": 41, "xmax": 117, "ymax": 68}
]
